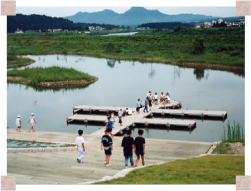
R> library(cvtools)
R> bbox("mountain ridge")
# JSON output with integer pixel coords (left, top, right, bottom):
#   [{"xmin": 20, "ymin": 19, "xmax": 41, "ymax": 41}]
[{"xmin": 65, "ymin": 7, "xmax": 219, "ymax": 26}]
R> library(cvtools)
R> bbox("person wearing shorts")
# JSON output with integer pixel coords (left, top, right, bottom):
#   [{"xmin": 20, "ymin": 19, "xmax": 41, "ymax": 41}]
[{"xmin": 101, "ymin": 129, "xmax": 113, "ymax": 167}]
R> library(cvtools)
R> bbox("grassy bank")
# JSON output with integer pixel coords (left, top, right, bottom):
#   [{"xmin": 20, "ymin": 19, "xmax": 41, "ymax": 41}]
[
  {"xmin": 7, "ymin": 28, "xmax": 244, "ymax": 71},
  {"xmin": 7, "ymin": 54, "xmax": 35, "ymax": 68},
  {"xmin": 97, "ymin": 155, "xmax": 244, "ymax": 184},
  {"xmin": 213, "ymin": 121, "xmax": 245, "ymax": 154},
  {"xmin": 7, "ymin": 66, "xmax": 97, "ymax": 87}
]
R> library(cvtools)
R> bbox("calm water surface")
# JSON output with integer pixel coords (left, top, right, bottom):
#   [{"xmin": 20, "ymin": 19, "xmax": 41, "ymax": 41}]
[{"xmin": 7, "ymin": 55, "xmax": 245, "ymax": 142}]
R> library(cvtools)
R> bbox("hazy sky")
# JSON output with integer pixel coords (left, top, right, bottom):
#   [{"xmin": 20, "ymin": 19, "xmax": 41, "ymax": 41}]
[{"xmin": 16, "ymin": 7, "xmax": 236, "ymax": 17}]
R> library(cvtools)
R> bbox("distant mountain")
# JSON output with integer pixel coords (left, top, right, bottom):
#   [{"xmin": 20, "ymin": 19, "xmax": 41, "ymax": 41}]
[{"xmin": 65, "ymin": 7, "xmax": 218, "ymax": 26}]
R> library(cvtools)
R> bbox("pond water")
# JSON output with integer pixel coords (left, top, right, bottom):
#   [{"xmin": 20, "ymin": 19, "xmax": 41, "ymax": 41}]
[
  {"xmin": 103, "ymin": 32, "xmax": 138, "ymax": 36},
  {"xmin": 7, "ymin": 55, "xmax": 245, "ymax": 142}
]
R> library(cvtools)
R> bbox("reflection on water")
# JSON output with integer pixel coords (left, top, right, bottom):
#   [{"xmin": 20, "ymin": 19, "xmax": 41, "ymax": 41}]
[
  {"xmin": 107, "ymin": 59, "xmax": 116, "ymax": 68},
  {"xmin": 193, "ymin": 68, "xmax": 209, "ymax": 81},
  {"xmin": 8, "ymin": 54, "xmax": 245, "ymax": 142}
]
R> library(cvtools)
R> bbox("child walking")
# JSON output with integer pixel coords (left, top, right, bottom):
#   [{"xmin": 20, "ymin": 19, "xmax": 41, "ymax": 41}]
[
  {"xmin": 101, "ymin": 129, "xmax": 113, "ymax": 167},
  {"xmin": 15, "ymin": 115, "xmax": 21, "ymax": 132},
  {"xmin": 121, "ymin": 130, "xmax": 135, "ymax": 168},
  {"xmin": 28, "ymin": 113, "xmax": 37, "ymax": 132},
  {"xmin": 75, "ymin": 129, "xmax": 86, "ymax": 163},
  {"xmin": 134, "ymin": 129, "xmax": 146, "ymax": 167}
]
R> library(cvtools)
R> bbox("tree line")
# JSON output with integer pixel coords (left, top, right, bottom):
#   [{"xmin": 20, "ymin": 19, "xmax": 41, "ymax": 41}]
[{"xmin": 7, "ymin": 14, "xmax": 122, "ymax": 33}]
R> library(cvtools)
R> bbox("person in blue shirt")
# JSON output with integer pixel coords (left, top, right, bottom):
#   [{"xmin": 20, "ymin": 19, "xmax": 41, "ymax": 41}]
[
  {"xmin": 105, "ymin": 116, "xmax": 114, "ymax": 137},
  {"xmin": 136, "ymin": 99, "xmax": 141, "ymax": 114}
]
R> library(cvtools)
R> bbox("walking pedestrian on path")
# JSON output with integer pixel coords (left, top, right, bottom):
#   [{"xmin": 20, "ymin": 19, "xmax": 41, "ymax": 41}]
[
  {"xmin": 134, "ymin": 129, "xmax": 146, "ymax": 167},
  {"xmin": 15, "ymin": 115, "xmax": 21, "ymax": 132},
  {"xmin": 75, "ymin": 129, "xmax": 86, "ymax": 164},
  {"xmin": 28, "ymin": 113, "xmax": 37, "ymax": 132},
  {"xmin": 118, "ymin": 109, "xmax": 123, "ymax": 126},
  {"xmin": 101, "ymin": 129, "xmax": 113, "ymax": 167},
  {"xmin": 121, "ymin": 130, "xmax": 135, "ymax": 168}
]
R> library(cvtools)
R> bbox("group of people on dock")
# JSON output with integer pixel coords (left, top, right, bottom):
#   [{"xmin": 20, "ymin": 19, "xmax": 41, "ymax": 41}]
[
  {"xmin": 75, "ymin": 128, "xmax": 145, "ymax": 168},
  {"xmin": 137, "ymin": 91, "xmax": 171, "ymax": 113},
  {"xmin": 15, "ymin": 113, "xmax": 37, "ymax": 132}
]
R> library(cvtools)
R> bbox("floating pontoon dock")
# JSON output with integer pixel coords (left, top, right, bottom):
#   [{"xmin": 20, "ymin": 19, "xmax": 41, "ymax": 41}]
[
  {"xmin": 72, "ymin": 100, "xmax": 182, "ymax": 114},
  {"xmin": 67, "ymin": 99, "xmax": 227, "ymax": 136},
  {"xmin": 67, "ymin": 114, "xmax": 196, "ymax": 128},
  {"xmin": 150, "ymin": 109, "xmax": 227, "ymax": 120}
]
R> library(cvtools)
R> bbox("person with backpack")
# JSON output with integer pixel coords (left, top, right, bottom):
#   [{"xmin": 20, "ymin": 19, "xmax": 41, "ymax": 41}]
[{"xmin": 101, "ymin": 129, "xmax": 113, "ymax": 167}]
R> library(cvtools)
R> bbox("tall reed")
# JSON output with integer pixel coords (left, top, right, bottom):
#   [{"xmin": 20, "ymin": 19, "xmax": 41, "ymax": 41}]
[{"xmin": 221, "ymin": 121, "xmax": 245, "ymax": 143}]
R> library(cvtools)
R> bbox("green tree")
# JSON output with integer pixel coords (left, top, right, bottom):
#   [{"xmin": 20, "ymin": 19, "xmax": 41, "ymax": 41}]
[{"xmin": 192, "ymin": 38, "xmax": 205, "ymax": 55}]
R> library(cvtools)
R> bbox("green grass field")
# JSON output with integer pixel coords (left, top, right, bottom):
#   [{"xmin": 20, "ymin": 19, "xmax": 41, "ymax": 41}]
[
  {"xmin": 7, "ymin": 27, "xmax": 244, "ymax": 68},
  {"xmin": 97, "ymin": 155, "xmax": 244, "ymax": 184}
]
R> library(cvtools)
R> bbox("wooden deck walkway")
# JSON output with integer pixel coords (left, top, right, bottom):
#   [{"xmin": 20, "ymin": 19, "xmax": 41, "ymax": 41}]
[
  {"xmin": 68, "ymin": 98, "xmax": 227, "ymax": 137},
  {"xmin": 150, "ymin": 109, "xmax": 227, "ymax": 120},
  {"xmin": 72, "ymin": 100, "xmax": 182, "ymax": 114}
]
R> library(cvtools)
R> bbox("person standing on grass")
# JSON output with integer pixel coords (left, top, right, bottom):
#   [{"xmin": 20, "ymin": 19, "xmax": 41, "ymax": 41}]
[
  {"xmin": 15, "ymin": 115, "xmax": 21, "ymax": 132},
  {"xmin": 28, "ymin": 113, "xmax": 37, "ymax": 132},
  {"xmin": 118, "ymin": 109, "xmax": 123, "ymax": 126},
  {"xmin": 101, "ymin": 128, "xmax": 113, "ymax": 167},
  {"xmin": 75, "ymin": 129, "xmax": 86, "ymax": 164},
  {"xmin": 121, "ymin": 130, "xmax": 135, "ymax": 168},
  {"xmin": 134, "ymin": 129, "xmax": 145, "ymax": 167}
]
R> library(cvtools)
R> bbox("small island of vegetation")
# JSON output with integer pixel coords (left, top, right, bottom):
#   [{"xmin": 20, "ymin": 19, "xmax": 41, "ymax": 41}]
[
  {"xmin": 7, "ymin": 66, "xmax": 98, "ymax": 88},
  {"xmin": 7, "ymin": 55, "xmax": 35, "ymax": 68}
]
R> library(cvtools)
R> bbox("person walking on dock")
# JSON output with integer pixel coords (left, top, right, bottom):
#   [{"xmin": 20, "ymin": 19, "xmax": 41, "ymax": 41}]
[
  {"xmin": 105, "ymin": 116, "xmax": 114, "ymax": 137},
  {"xmin": 75, "ymin": 129, "xmax": 86, "ymax": 164},
  {"xmin": 136, "ymin": 99, "xmax": 141, "ymax": 114},
  {"xmin": 143, "ymin": 97, "xmax": 149, "ymax": 113},
  {"xmin": 101, "ymin": 129, "xmax": 113, "ymax": 167},
  {"xmin": 121, "ymin": 130, "xmax": 135, "ymax": 168},
  {"xmin": 134, "ymin": 129, "xmax": 145, "ymax": 167},
  {"xmin": 28, "ymin": 113, "xmax": 37, "ymax": 132},
  {"xmin": 110, "ymin": 112, "xmax": 116, "ymax": 124},
  {"xmin": 15, "ymin": 115, "xmax": 21, "ymax": 132},
  {"xmin": 148, "ymin": 93, "xmax": 152, "ymax": 110},
  {"xmin": 118, "ymin": 109, "xmax": 123, "ymax": 126}
]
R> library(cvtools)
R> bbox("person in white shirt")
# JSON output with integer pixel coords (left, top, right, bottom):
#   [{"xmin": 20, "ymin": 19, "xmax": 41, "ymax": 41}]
[
  {"xmin": 28, "ymin": 113, "xmax": 37, "ymax": 132},
  {"xmin": 125, "ymin": 108, "xmax": 132, "ymax": 116},
  {"xmin": 75, "ymin": 129, "xmax": 86, "ymax": 163},
  {"xmin": 15, "ymin": 115, "xmax": 21, "ymax": 132}
]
